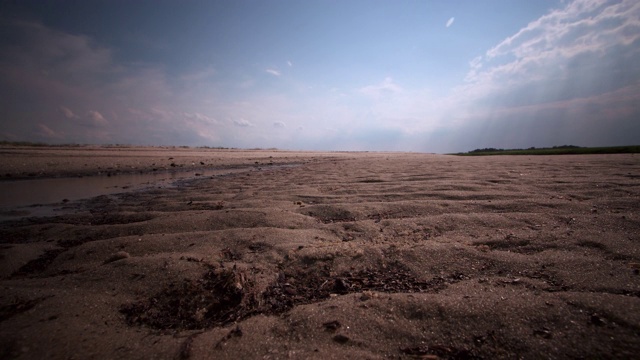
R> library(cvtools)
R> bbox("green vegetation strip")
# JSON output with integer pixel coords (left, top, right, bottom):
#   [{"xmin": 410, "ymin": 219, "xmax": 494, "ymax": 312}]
[{"xmin": 453, "ymin": 145, "xmax": 640, "ymax": 156}]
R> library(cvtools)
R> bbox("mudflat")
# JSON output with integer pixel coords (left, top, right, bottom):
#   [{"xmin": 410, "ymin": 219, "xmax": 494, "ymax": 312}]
[{"xmin": 1, "ymin": 146, "xmax": 639, "ymax": 359}]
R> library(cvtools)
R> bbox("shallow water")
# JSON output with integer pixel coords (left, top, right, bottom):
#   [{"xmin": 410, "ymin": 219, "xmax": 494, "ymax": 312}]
[{"xmin": 0, "ymin": 166, "xmax": 262, "ymax": 219}]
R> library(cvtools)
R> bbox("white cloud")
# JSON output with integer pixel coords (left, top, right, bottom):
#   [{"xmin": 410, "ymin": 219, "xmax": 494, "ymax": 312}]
[
  {"xmin": 233, "ymin": 118, "xmax": 253, "ymax": 127},
  {"xmin": 273, "ymin": 121, "xmax": 286, "ymax": 128},
  {"xmin": 59, "ymin": 106, "xmax": 79, "ymax": 119},
  {"xmin": 182, "ymin": 112, "xmax": 220, "ymax": 142},
  {"xmin": 359, "ymin": 77, "xmax": 403, "ymax": 99},
  {"xmin": 87, "ymin": 110, "xmax": 109, "ymax": 127},
  {"xmin": 183, "ymin": 112, "xmax": 218, "ymax": 124},
  {"xmin": 446, "ymin": 17, "xmax": 455, "ymax": 28},
  {"xmin": 461, "ymin": 0, "xmax": 640, "ymax": 103},
  {"xmin": 430, "ymin": 0, "xmax": 640, "ymax": 152},
  {"xmin": 287, "ymin": 60, "xmax": 293, "ymax": 67},
  {"xmin": 36, "ymin": 123, "xmax": 62, "ymax": 139},
  {"xmin": 266, "ymin": 68, "xmax": 281, "ymax": 76}
]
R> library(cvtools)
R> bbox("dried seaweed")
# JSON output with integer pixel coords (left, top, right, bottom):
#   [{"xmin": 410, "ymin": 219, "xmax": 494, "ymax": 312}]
[
  {"xmin": 121, "ymin": 267, "xmax": 257, "ymax": 330},
  {"xmin": 121, "ymin": 262, "xmax": 463, "ymax": 330}
]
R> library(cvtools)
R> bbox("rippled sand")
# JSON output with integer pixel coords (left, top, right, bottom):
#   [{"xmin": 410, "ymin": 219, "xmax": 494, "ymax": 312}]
[{"xmin": 1, "ymin": 147, "xmax": 639, "ymax": 359}]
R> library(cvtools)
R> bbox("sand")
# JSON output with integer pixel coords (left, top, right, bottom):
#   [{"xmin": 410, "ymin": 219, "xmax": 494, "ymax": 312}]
[{"xmin": 1, "ymin": 146, "xmax": 639, "ymax": 359}]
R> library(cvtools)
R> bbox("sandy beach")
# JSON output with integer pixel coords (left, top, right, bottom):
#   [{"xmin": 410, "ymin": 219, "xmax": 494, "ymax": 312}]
[{"xmin": 1, "ymin": 146, "xmax": 639, "ymax": 359}]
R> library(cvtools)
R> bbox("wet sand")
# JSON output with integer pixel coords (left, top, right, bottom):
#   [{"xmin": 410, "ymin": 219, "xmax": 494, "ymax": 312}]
[{"xmin": 1, "ymin": 146, "xmax": 639, "ymax": 359}]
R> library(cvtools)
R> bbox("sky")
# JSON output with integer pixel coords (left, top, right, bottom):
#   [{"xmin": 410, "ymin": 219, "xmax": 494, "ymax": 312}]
[{"xmin": 0, "ymin": 0, "xmax": 638, "ymax": 153}]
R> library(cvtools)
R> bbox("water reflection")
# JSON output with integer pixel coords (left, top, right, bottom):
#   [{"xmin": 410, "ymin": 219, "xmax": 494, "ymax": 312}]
[{"xmin": 0, "ymin": 166, "xmax": 258, "ymax": 219}]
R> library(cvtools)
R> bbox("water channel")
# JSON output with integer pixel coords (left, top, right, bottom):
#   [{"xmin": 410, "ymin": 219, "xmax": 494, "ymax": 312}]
[{"xmin": 0, "ymin": 166, "xmax": 264, "ymax": 220}]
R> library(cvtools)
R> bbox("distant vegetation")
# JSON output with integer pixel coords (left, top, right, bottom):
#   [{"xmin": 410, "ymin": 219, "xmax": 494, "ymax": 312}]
[
  {"xmin": 454, "ymin": 145, "xmax": 640, "ymax": 156},
  {"xmin": 0, "ymin": 141, "xmax": 264, "ymax": 150},
  {"xmin": 0, "ymin": 140, "xmax": 84, "ymax": 147}
]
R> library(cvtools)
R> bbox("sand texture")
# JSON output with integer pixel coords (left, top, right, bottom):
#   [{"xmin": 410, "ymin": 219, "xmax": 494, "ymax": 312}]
[{"xmin": 1, "ymin": 147, "xmax": 640, "ymax": 359}]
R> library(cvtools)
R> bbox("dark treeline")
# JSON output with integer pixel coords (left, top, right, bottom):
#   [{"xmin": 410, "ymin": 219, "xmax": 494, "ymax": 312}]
[{"xmin": 456, "ymin": 145, "xmax": 640, "ymax": 156}]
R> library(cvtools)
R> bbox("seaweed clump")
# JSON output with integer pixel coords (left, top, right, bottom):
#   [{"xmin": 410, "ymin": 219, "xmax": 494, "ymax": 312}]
[{"xmin": 120, "ymin": 267, "xmax": 256, "ymax": 330}]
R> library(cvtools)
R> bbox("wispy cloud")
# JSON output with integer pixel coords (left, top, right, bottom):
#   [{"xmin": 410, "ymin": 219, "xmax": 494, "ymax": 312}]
[
  {"xmin": 359, "ymin": 77, "xmax": 403, "ymax": 99},
  {"xmin": 460, "ymin": 0, "xmax": 640, "ymax": 105},
  {"xmin": 182, "ymin": 112, "xmax": 220, "ymax": 142},
  {"xmin": 87, "ymin": 110, "xmax": 108, "ymax": 127},
  {"xmin": 273, "ymin": 121, "xmax": 286, "ymax": 128},
  {"xmin": 266, "ymin": 68, "xmax": 281, "ymax": 76},
  {"xmin": 59, "ymin": 106, "xmax": 79, "ymax": 119},
  {"xmin": 233, "ymin": 118, "xmax": 254, "ymax": 127},
  {"xmin": 287, "ymin": 61, "xmax": 293, "ymax": 67},
  {"xmin": 183, "ymin": 112, "xmax": 218, "ymax": 124},
  {"xmin": 36, "ymin": 124, "xmax": 62, "ymax": 139},
  {"xmin": 446, "ymin": 17, "xmax": 455, "ymax": 28},
  {"xmin": 433, "ymin": 0, "xmax": 640, "ymax": 151}
]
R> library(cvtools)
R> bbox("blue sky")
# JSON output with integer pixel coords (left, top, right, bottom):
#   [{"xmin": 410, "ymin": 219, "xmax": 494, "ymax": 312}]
[{"xmin": 0, "ymin": 0, "xmax": 638, "ymax": 152}]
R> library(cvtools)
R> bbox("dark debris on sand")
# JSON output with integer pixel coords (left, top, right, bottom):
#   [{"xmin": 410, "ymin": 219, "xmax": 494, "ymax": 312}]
[
  {"xmin": 120, "ymin": 267, "xmax": 258, "ymax": 330},
  {"xmin": 120, "ymin": 262, "xmax": 463, "ymax": 331}
]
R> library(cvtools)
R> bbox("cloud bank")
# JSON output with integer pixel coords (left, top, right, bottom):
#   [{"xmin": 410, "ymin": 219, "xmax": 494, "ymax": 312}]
[{"xmin": 434, "ymin": 0, "xmax": 640, "ymax": 151}]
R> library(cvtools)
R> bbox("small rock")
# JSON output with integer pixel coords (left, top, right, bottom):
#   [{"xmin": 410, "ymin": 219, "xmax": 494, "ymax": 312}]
[
  {"xmin": 590, "ymin": 314, "xmax": 606, "ymax": 326},
  {"xmin": 323, "ymin": 320, "xmax": 341, "ymax": 332},
  {"xmin": 533, "ymin": 328, "xmax": 553, "ymax": 339},
  {"xmin": 476, "ymin": 244, "xmax": 490, "ymax": 252},
  {"xmin": 360, "ymin": 291, "xmax": 375, "ymax": 301},
  {"xmin": 283, "ymin": 285, "xmax": 297, "ymax": 296},
  {"xmin": 332, "ymin": 334, "xmax": 349, "ymax": 344},
  {"xmin": 333, "ymin": 278, "xmax": 349, "ymax": 293}
]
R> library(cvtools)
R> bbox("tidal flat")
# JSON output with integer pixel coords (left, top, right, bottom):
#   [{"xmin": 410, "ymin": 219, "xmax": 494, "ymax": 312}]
[{"xmin": 1, "ymin": 146, "xmax": 639, "ymax": 359}]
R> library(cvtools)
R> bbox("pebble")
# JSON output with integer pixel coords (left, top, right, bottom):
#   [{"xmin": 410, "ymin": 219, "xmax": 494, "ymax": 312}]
[{"xmin": 332, "ymin": 334, "xmax": 349, "ymax": 344}]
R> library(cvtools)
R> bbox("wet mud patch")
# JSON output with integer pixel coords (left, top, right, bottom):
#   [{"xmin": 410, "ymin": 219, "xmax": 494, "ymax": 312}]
[{"xmin": 299, "ymin": 205, "xmax": 356, "ymax": 223}]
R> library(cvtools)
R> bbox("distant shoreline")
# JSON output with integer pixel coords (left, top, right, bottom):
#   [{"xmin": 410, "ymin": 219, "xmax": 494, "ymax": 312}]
[
  {"xmin": 453, "ymin": 145, "xmax": 640, "ymax": 156},
  {"xmin": 0, "ymin": 145, "xmax": 409, "ymax": 181}
]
